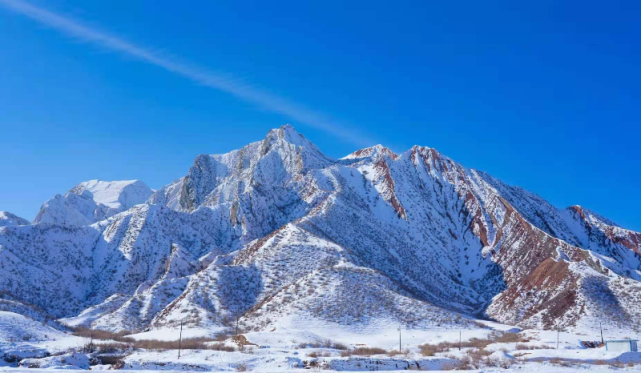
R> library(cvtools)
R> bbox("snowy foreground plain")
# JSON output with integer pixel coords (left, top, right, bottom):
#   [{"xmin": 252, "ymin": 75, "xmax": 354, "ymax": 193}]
[{"xmin": 1, "ymin": 312, "xmax": 640, "ymax": 372}]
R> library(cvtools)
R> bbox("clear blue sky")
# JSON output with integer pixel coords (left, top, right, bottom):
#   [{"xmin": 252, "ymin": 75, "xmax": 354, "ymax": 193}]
[{"xmin": 1, "ymin": 0, "xmax": 639, "ymax": 230}]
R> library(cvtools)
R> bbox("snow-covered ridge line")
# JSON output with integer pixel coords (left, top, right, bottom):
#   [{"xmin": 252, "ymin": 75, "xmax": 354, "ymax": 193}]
[
  {"xmin": 0, "ymin": 211, "xmax": 30, "ymax": 227},
  {"xmin": 32, "ymin": 179, "xmax": 153, "ymax": 226}
]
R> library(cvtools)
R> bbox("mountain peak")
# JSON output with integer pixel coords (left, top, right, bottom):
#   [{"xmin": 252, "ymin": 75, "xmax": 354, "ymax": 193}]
[
  {"xmin": 260, "ymin": 124, "xmax": 332, "ymax": 167},
  {"xmin": 264, "ymin": 124, "xmax": 312, "ymax": 149},
  {"xmin": 160, "ymin": 125, "xmax": 333, "ymax": 212},
  {"xmin": 343, "ymin": 144, "xmax": 398, "ymax": 160},
  {"xmin": 568, "ymin": 205, "xmax": 619, "ymax": 227},
  {"xmin": 68, "ymin": 180, "xmax": 153, "ymax": 210},
  {"xmin": 33, "ymin": 180, "xmax": 153, "ymax": 226}
]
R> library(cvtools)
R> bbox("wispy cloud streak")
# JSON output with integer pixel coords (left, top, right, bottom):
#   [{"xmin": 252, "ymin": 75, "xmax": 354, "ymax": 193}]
[{"xmin": 0, "ymin": 0, "xmax": 374, "ymax": 147}]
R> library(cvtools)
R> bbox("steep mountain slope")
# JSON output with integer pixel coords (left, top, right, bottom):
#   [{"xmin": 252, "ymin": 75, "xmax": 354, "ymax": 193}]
[
  {"xmin": 0, "ymin": 311, "xmax": 67, "ymax": 343},
  {"xmin": 1, "ymin": 125, "xmax": 639, "ymax": 335},
  {"xmin": 150, "ymin": 126, "xmax": 332, "ymax": 250},
  {"xmin": 0, "ymin": 204, "xmax": 222, "ymax": 319}
]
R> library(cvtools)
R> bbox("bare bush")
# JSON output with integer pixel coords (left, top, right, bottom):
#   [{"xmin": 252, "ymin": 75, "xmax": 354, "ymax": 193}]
[
  {"xmin": 209, "ymin": 343, "xmax": 236, "ymax": 352},
  {"xmin": 95, "ymin": 342, "xmax": 132, "ymax": 353},
  {"xmin": 98, "ymin": 355, "xmax": 126, "ymax": 366},
  {"xmin": 128, "ymin": 338, "xmax": 234, "ymax": 351},
  {"xmin": 441, "ymin": 347, "xmax": 516, "ymax": 370},
  {"xmin": 465, "ymin": 347, "xmax": 492, "ymax": 368},
  {"xmin": 488, "ymin": 356, "xmax": 514, "ymax": 369},
  {"xmin": 340, "ymin": 347, "xmax": 387, "ymax": 357},
  {"xmin": 298, "ymin": 340, "xmax": 347, "ymax": 350},
  {"xmin": 308, "ymin": 351, "xmax": 331, "ymax": 358},
  {"xmin": 73, "ymin": 328, "xmax": 238, "ymax": 351},
  {"xmin": 515, "ymin": 343, "xmax": 546, "ymax": 350},
  {"xmin": 442, "ymin": 355, "xmax": 473, "ymax": 370},
  {"xmin": 549, "ymin": 357, "xmax": 574, "ymax": 367},
  {"xmin": 419, "ymin": 344, "xmax": 437, "ymax": 356},
  {"xmin": 73, "ymin": 328, "xmax": 236, "ymax": 352},
  {"xmin": 386, "ymin": 349, "xmax": 410, "ymax": 356},
  {"xmin": 213, "ymin": 331, "xmax": 232, "ymax": 342},
  {"xmin": 73, "ymin": 328, "xmax": 133, "ymax": 343},
  {"xmin": 421, "ymin": 331, "xmax": 528, "ymax": 357},
  {"xmin": 491, "ymin": 331, "xmax": 527, "ymax": 343}
]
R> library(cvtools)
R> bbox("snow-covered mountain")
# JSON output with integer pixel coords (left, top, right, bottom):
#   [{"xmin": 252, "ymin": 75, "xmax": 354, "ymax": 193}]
[
  {"xmin": 1, "ymin": 125, "xmax": 640, "ymax": 335},
  {"xmin": 33, "ymin": 180, "xmax": 153, "ymax": 226},
  {"xmin": 0, "ymin": 212, "xmax": 29, "ymax": 227}
]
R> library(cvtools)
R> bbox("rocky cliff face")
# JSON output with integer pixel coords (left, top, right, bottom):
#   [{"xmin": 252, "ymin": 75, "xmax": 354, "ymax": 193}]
[{"xmin": 1, "ymin": 125, "xmax": 640, "ymax": 333}]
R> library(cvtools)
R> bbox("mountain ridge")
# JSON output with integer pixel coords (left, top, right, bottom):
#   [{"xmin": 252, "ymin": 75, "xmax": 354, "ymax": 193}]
[
  {"xmin": 1, "ymin": 125, "xmax": 639, "ymax": 335},
  {"xmin": 0, "ymin": 211, "xmax": 30, "ymax": 227}
]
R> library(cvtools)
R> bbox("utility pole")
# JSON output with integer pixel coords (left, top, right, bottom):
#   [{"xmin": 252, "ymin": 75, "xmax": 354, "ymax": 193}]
[
  {"xmin": 178, "ymin": 320, "xmax": 183, "ymax": 359},
  {"xmin": 459, "ymin": 331, "xmax": 461, "ymax": 351},
  {"xmin": 236, "ymin": 316, "xmax": 239, "ymax": 337},
  {"xmin": 600, "ymin": 321, "xmax": 604, "ymax": 345},
  {"xmin": 556, "ymin": 328, "xmax": 560, "ymax": 349},
  {"xmin": 397, "ymin": 327, "xmax": 402, "ymax": 352}
]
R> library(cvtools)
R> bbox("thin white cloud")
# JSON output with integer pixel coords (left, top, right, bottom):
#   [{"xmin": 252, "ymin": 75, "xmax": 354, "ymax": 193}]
[{"xmin": 0, "ymin": 0, "xmax": 375, "ymax": 147}]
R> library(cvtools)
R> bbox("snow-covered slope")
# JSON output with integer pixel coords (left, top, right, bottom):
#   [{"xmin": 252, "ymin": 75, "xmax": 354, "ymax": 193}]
[
  {"xmin": 0, "ymin": 212, "xmax": 29, "ymax": 227},
  {"xmin": 72, "ymin": 180, "xmax": 154, "ymax": 211},
  {"xmin": 1, "ymin": 125, "xmax": 640, "ymax": 336},
  {"xmin": 33, "ymin": 180, "xmax": 153, "ymax": 226},
  {"xmin": 0, "ymin": 311, "xmax": 66, "ymax": 343}
]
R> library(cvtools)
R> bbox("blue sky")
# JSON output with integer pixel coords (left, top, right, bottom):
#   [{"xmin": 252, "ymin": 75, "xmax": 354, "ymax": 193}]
[{"xmin": 1, "ymin": 0, "xmax": 639, "ymax": 230}]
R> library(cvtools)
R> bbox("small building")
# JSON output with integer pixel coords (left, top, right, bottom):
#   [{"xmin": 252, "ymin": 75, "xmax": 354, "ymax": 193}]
[{"xmin": 605, "ymin": 340, "xmax": 638, "ymax": 352}]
